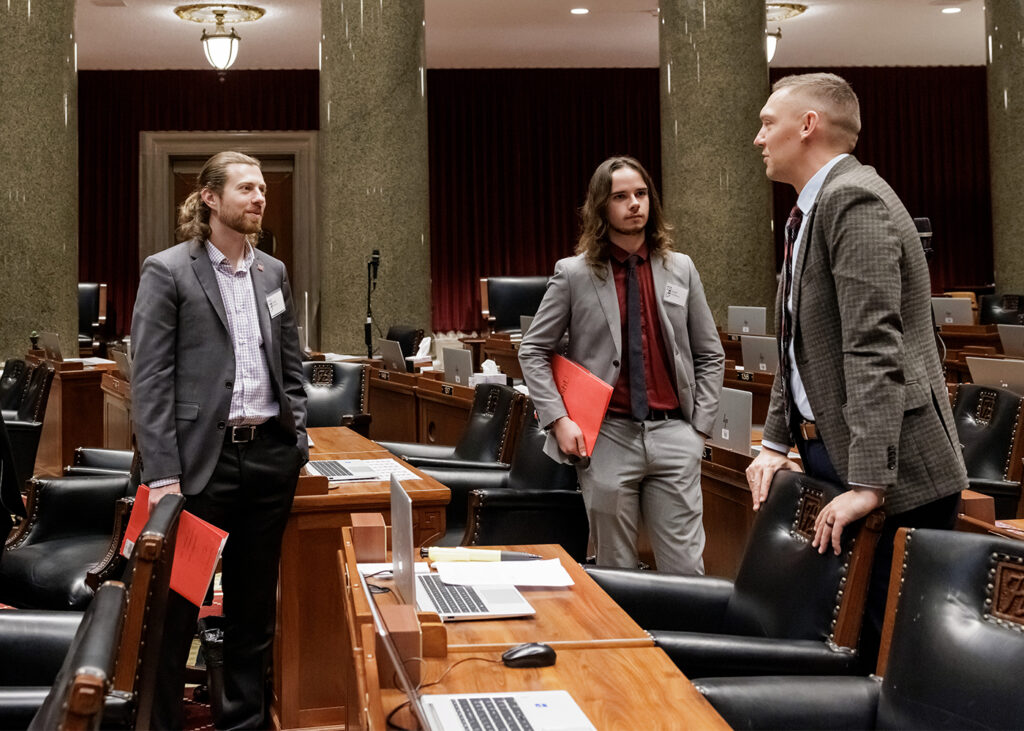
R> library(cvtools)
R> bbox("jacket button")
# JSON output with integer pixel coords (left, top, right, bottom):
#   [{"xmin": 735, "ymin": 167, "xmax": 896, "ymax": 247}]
[
  {"xmin": 225, "ymin": 381, "xmax": 233, "ymax": 388},
  {"xmin": 217, "ymin": 421, "xmax": 226, "ymax": 430},
  {"xmin": 613, "ymin": 360, "xmax": 620, "ymax": 368}
]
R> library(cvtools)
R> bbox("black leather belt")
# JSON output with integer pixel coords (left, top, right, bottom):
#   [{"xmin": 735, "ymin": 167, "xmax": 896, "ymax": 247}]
[
  {"xmin": 225, "ymin": 421, "xmax": 273, "ymax": 443},
  {"xmin": 610, "ymin": 408, "xmax": 683, "ymax": 422}
]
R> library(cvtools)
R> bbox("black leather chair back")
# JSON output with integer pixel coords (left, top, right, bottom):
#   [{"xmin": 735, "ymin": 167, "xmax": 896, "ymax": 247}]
[
  {"xmin": 979, "ymin": 293, "xmax": 1024, "ymax": 325},
  {"xmin": 486, "ymin": 276, "xmax": 548, "ymax": 332},
  {"xmin": 302, "ymin": 361, "xmax": 367, "ymax": 428},
  {"xmin": 385, "ymin": 325, "xmax": 424, "ymax": 358},
  {"xmin": 17, "ymin": 362, "xmax": 54, "ymax": 423},
  {"xmin": 0, "ymin": 359, "xmax": 28, "ymax": 410},
  {"xmin": 78, "ymin": 282, "xmax": 104, "ymax": 345},
  {"xmin": 0, "ymin": 418, "xmax": 26, "ymax": 541},
  {"xmin": 507, "ymin": 405, "xmax": 577, "ymax": 492},
  {"xmin": 878, "ymin": 529, "xmax": 1024, "ymax": 729},
  {"xmin": 723, "ymin": 471, "xmax": 858, "ymax": 640},
  {"xmin": 452, "ymin": 384, "xmax": 520, "ymax": 462},
  {"xmin": 952, "ymin": 384, "xmax": 1022, "ymax": 481},
  {"xmin": 27, "ymin": 581, "xmax": 126, "ymax": 731}
]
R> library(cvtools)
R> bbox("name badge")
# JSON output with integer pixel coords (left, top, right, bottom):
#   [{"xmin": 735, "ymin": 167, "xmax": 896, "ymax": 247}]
[
  {"xmin": 663, "ymin": 283, "xmax": 686, "ymax": 307},
  {"xmin": 267, "ymin": 288, "xmax": 286, "ymax": 319}
]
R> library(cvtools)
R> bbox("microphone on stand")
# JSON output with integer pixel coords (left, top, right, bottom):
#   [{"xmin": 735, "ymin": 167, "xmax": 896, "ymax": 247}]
[{"xmin": 370, "ymin": 249, "xmax": 380, "ymax": 290}]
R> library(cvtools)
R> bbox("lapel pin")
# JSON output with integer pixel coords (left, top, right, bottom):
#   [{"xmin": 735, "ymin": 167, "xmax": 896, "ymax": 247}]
[{"xmin": 257, "ymin": 262, "xmax": 264, "ymax": 271}]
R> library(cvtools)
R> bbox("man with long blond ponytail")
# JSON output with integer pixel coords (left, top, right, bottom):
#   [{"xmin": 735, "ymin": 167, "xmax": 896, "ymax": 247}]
[{"xmin": 131, "ymin": 151, "xmax": 307, "ymax": 729}]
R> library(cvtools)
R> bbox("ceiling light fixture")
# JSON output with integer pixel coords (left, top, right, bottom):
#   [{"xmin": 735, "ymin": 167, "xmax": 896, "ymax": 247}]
[
  {"xmin": 764, "ymin": 3, "xmax": 806, "ymax": 62},
  {"xmin": 174, "ymin": 4, "xmax": 265, "ymax": 71},
  {"xmin": 941, "ymin": 7, "xmax": 962, "ymax": 13},
  {"xmin": 570, "ymin": 8, "xmax": 590, "ymax": 15}
]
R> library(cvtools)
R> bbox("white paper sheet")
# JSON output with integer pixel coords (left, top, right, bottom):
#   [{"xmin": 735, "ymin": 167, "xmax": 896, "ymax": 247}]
[{"xmin": 433, "ymin": 559, "xmax": 574, "ymax": 587}]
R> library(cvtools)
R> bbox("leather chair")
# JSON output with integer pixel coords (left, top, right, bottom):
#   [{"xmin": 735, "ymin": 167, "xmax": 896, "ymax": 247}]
[
  {"xmin": 302, "ymin": 361, "xmax": 372, "ymax": 437},
  {"xmin": 0, "ymin": 494, "xmax": 184, "ymax": 730},
  {"xmin": 1, "ymin": 472, "xmax": 136, "ymax": 609},
  {"xmin": 419, "ymin": 400, "xmax": 584, "ymax": 557},
  {"xmin": 0, "ymin": 359, "xmax": 29, "ymax": 410},
  {"xmin": 64, "ymin": 447, "xmax": 135, "ymax": 477},
  {"xmin": 2, "ymin": 362, "xmax": 55, "ymax": 489},
  {"xmin": 26, "ymin": 581, "xmax": 127, "ymax": 731},
  {"xmin": 378, "ymin": 383, "xmax": 522, "ymax": 469},
  {"xmin": 78, "ymin": 282, "xmax": 108, "ymax": 357},
  {"xmin": 696, "ymin": 528, "xmax": 1024, "ymax": 731},
  {"xmin": 481, "ymin": 276, "xmax": 549, "ymax": 333},
  {"xmin": 385, "ymin": 325, "xmax": 424, "ymax": 359},
  {"xmin": 951, "ymin": 383, "xmax": 1024, "ymax": 519},
  {"xmin": 980, "ymin": 292, "xmax": 1024, "ymax": 325},
  {"xmin": 0, "ymin": 418, "xmax": 27, "ymax": 543},
  {"xmin": 585, "ymin": 470, "xmax": 884, "ymax": 679}
]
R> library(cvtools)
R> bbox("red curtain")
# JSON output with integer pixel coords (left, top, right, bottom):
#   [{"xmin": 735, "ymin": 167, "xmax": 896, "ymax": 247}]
[
  {"xmin": 77, "ymin": 70, "xmax": 319, "ymax": 335},
  {"xmin": 768, "ymin": 66, "xmax": 992, "ymax": 291},
  {"xmin": 427, "ymin": 69, "xmax": 661, "ymax": 332}
]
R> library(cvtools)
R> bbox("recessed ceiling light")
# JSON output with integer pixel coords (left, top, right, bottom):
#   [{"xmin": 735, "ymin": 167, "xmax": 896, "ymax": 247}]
[
  {"xmin": 570, "ymin": 8, "xmax": 589, "ymax": 15},
  {"xmin": 941, "ymin": 6, "xmax": 962, "ymax": 13}
]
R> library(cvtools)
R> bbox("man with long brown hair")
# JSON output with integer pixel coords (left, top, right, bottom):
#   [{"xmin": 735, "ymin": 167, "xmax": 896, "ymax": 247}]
[
  {"xmin": 132, "ymin": 150, "xmax": 307, "ymax": 728},
  {"xmin": 519, "ymin": 156, "xmax": 723, "ymax": 574}
]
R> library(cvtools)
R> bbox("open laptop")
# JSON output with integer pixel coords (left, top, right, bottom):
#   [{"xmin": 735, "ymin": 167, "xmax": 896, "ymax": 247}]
[
  {"xmin": 727, "ymin": 306, "xmax": 767, "ymax": 336},
  {"xmin": 37, "ymin": 331, "xmax": 64, "ymax": 362},
  {"xmin": 305, "ymin": 459, "xmax": 380, "ymax": 482},
  {"xmin": 709, "ymin": 388, "xmax": 753, "ymax": 456},
  {"xmin": 442, "ymin": 347, "xmax": 474, "ymax": 386},
  {"xmin": 111, "ymin": 349, "xmax": 132, "ymax": 381},
  {"xmin": 519, "ymin": 315, "xmax": 535, "ymax": 335},
  {"xmin": 378, "ymin": 338, "xmax": 407, "ymax": 371},
  {"xmin": 390, "ymin": 474, "xmax": 535, "ymax": 621},
  {"xmin": 364, "ymin": 518, "xmax": 594, "ymax": 730},
  {"xmin": 931, "ymin": 297, "xmax": 974, "ymax": 326},
  {"xmin": 740, "ymin": 335, "xmax": 779, "ymax": 374},
  {"xmin": 997, "ymin": 324, "xmax": 1024, "ymax": 358},
  {"xmin": 966, "ymin": 356, "xmax": 1024, "ymax": 396}
]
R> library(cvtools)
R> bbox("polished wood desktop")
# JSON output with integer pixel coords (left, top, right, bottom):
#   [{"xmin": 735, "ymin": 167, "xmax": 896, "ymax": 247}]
[{"xmin": 272, "ymin": 427, "xmax": 450, "ymax": 731}]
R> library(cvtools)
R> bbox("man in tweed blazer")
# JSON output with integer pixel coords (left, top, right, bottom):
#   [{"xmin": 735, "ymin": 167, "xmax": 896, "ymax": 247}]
[
  {"xmin": 746, "ymin": 73, "xmax": 967, "ymax": 667},
  {"xmin": 520, "ymin": 156, "xmax": 724, "ymax": 575}
]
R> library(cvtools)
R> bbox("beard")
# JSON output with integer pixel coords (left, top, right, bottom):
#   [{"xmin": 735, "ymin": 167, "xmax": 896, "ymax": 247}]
[
  {"xmin": 610, "ymin": 220, "xmax": 646, "ymax": 237},
  {"xmin": 223, "ymin": 208, "xmax": 263, "ymax": 235}
]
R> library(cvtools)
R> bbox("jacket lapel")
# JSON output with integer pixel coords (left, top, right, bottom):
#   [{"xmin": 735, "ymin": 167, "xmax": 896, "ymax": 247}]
[
  {"xmin": 250, "ymin": 253, "xmax": 275, "ymax": 363},
  {"xmin": 649, "ymin": 253, "xmax": 678, "ymax": 351},
  {"xmin": 189, "ymin": 239, "xmax": 230, "ymax": 334},
  {"xmin": 589, "ymin": 262, "xmax": 622, "ymax": 358}
]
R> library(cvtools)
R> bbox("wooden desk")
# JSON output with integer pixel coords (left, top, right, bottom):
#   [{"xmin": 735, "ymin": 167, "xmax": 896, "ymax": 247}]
[
  {"xmin": 34, "ymin": 362, "xmax": 112, "ymax": 476},
  {"xmin": 367, "ymin": 368, "xmax": 419, "ymax": 443},
  {"xmin": 100, "ymin": 371, "xmax": 133, "ymax": 450},
  {"xmin": 415, "ymin": 378, "xmax": 475, "ymax": 447},
  {"xmin": 481, "ymin": 333, "xmax": 523, "ymax": 380},
  {"xmin": 724, "ymin": 368, "xmax": 773, "ymax": 425},
  {"xmin": 272, "ymin": 427, "xmax": 450, "ymax": 731},
  {"xmin": 384, "ymin": 646, "xmax": 730, "ymax": 731},
  {"xmin": 701, "ymin": 445, "xmax": 757, "ymax": 580}
]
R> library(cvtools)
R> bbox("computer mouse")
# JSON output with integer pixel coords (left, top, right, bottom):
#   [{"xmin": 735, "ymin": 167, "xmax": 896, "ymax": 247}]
[{"xmin": 501, "ymin": 642, "xmax": 557, "ymax": 668}]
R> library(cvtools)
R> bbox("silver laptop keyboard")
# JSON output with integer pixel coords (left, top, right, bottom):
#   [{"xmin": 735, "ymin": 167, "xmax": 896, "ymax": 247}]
[
  {"xmin": 418, "ymin": 574, "xmax": 488, "ymax": 614},
  {"xmin": 309, "ymin": 460, "xmax": 356, "ymax": 477},
  {"xmin": 453, "ymin": 697, "xmax": 535, "ymax": 731}
]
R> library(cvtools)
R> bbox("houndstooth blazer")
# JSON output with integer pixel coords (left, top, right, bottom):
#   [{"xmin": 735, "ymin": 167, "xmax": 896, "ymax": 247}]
[{"xmin": 762, "ymin": 156, "xmax": 967, "ymax": 515}]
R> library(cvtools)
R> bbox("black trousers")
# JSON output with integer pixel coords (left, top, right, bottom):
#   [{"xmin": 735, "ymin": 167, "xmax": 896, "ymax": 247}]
[
  {"xmin": 153, "ymin": 425, "xmax": 301, "ymax": 730},
  {"xmin": 795, "ymin": 433, "xmax": 959, "ymax": 673}
]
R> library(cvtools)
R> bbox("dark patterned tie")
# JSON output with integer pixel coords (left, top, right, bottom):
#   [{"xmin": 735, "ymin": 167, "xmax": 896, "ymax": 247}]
[
  {"xmin": 780, "ymin": 205, "xmax": 803, "ymax": 424},
  {"xmin": 626, "ymin": 255, "xmax": 649, "ymax": 421}
]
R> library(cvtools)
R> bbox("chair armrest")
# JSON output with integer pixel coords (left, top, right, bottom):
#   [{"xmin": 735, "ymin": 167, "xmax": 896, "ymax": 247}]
[
  {"xmin": 694, "ymin": 675, "xmax": 880, "ymax": 730},
  {"xmin": 71, "ymin": 448, "xmax": 134, "ymax": 471},
  {"xmin": 0, "ymin": 611, "xmax": 84, "ymax": 685},
  {"xmin": 464, "ymin": 488, "xmax": 589, "ymax": 562},
  {"xmin": 653, "ymin": 631, "xmax": 861, "ymax": 679},
  {"xmin": 339, "ymin": 412, "xmax": 372, "ymax": 437},
  {"xmin": 966, "ymin": 477, "xmax": 1021, "ymax": 520},
  {"xmin": 85, "ymin": 497, "xmax": 135, "ymax": 590},
  {"xmin": 8, "ymin": 475, "xmax": 129, "ymax": 547},
  {"xmin": 64, "ymin": 466, "xmax": 131, "ymax": 477},
  {"xmin": 583, "ymin": 566, "xmax": 733, "ymax": 632},
  {"xmin": 376, "ymin": 441, "xmax": 457, "ymax": 462}
]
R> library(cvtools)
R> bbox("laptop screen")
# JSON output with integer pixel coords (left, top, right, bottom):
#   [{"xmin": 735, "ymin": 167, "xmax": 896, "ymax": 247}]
[
  {"xmin": 966, "ymin": 356, "xmax": 1024, "ymax": 396},
  {"xmin": 709, "ymin": 387, "xmax": 753, "ymax": 456},
  {"xmin": 442, "ymin": 347, "xmax": 474, "ymax": 386},
  {"xmin": 727, "ymin": 306, "xmax": 767, "ymax": 335},
  {"xmin": 378, "ymin": 339, "xmax": 407, "ymax": 371},
  {"xmin": 740, "ymin": 335, "xmax": 779, "ymax": 374},
  {"xmin": 931, "ymin": 297, "xmax": 974, "ymax": 326}
]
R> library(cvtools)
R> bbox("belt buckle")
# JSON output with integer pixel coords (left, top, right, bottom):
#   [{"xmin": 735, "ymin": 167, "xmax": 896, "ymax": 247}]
[{"xmin": 231, "ymin": 425, "xmax": 256, "ymax": 443}]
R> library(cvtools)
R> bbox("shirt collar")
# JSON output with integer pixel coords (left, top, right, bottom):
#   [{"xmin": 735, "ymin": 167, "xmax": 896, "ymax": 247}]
[
  {"xmin": 796, "ymin": 153, "xmax": 849, "ymax": 215},
  {"xmin": 206, "ymin": 240, "xmax": 256, "ymax": 274},
  {"xmin": 610, "ymin": 240, "xmax": 649, "ymax": 264}
]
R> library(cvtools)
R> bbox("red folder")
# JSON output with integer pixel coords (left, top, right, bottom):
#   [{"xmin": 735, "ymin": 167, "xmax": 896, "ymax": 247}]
[
  {"xmin": 121, "ymin": 485, "xmax": 229, "ymax": 607},
  {"xmin": 551, "ymin": 354, "xmax": 614, "ymax": 455}
]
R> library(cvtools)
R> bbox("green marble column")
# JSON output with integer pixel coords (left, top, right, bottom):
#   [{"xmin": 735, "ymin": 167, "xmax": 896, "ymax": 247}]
[
  {"xmin": 987, "ymin": 0, "xmax": 1024, "ymax": 294},
  {"xmin": 0, "ymin": 1, "xmax": 78, "ymax": 359},
  {"xmin": 319, "ymin": 0, "xmax": 430, "ymax": 354},
  {"xmin": 659, "ymin": 0, "xmax": 775, "ymax": 324}
]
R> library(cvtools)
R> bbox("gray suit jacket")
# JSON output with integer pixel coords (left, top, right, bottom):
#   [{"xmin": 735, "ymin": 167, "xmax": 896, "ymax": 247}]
[
  {"xmin": 519, "ymin": 250, "xmax": 724, "ymax": 463},
  {"xmin": 763, "ymin": 156, "xmax": 967, "ymax": 514},
  {"xmin": 130, "ymin": 238, "xmax": 308, "ymax": 495}
]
